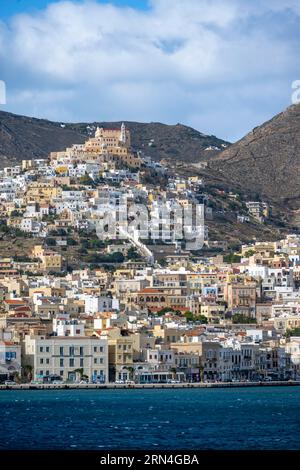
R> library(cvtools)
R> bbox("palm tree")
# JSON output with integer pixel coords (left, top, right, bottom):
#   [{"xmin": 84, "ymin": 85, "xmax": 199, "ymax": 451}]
[
  {"xmin": 22, "ymin": 365, "xmax": 33, "ymax": 383},
  {"xmin": 198, "ymin": 365, "xmax": 205, "ymax": 383},
  {"xmin": 12, "ymin": 371, "xmax": 21, "ymax": 384},
  {"xmin": 169, "ymin": 367, "xmax": 177, "ymax": 380},
  {"xmin": 126, "ymin": 366, "xmax": 135, "ymax": 382},
  {"xmin": 73, "ymin": 368, "xmax": 84, "ymax": 381}
]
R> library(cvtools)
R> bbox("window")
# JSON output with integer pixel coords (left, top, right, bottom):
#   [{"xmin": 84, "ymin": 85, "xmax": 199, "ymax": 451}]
[
  {"xmin": 80, "ymin": 347, "xmax": 84, "ymax": 356},
  {"xmin": 94, "ymin": 346, "xmax": 97, "ymax": 353},
  {"xmin": 100, "ymin": 346, "xmax": 103, "ymax": 353},
  {"xmin": 60, "ymin": 358, "xmax": 64, "ymax": 367},
  {"xmin": 39, "ymin": 346, "xmax": 43, "ymax": 353},
  {"xmin": 69, "ymin": 358, "xmax": 74, "ymax": 367},
  {"xmin": 60, "ymin": 370, "xmax": 63, "ymax": 376},
  {"xmin": 40, "ymin": 358, "xmax": 44, "ymax": 364},
  {"xmin": 40, "ymin": 370, "xmax": 43, "ymax": 376},
  {"xmin": 46, "ymin": 347, "xmax": 50, "ymax": 353},
  {"xmin": 80, "ymin": 358, "xmax": 84, "ymax": 367},
  {"xmin": 99, "ymin": 358, "xmax": 103, "ymax": 364},
  {"xmin": 94, "ymin": 358, "xmax": 97, "ymax": 364},
  {"xmin": 5, "ymin": 352, "xmax": 16, "ymax": 360},
  {"xmin": 46, "ymin": 371, "xmax": 49, "ymax": 376},
  {"xmin": 46, "ymin": 358, "xmax": 50, "ymax": 364},
  {"xmin": 60, "ymin": 347, "xmax": 64, "ymax": 356},
  {"xmin": 69, "ymin": 347, "xmax": 74, "ymax": 357}
]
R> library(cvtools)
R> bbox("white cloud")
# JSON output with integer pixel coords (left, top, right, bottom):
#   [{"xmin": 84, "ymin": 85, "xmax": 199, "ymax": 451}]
[{"xmin": 0, "ymin": 0, "xmax": 299, "ymax": 140}]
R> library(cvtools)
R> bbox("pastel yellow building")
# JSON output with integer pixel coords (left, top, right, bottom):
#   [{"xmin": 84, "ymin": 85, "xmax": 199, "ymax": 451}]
[
  {"xmin": 25, "ymin": 182, "xmax": 62, "ymax": 204},
  {"xmin": 84, "ymin": 123, "xmax": 141, "ymax": 168},
  {"xmin": 97, "ymin": 328, "xmax": 134, "ymax": 381},
  {"xmin": 32, "ymin": 245, "xmax": 62, "ymax": 272}
]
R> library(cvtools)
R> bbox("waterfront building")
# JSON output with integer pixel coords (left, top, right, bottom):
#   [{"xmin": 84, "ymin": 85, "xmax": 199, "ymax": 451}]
[
  {"xmin": 23, "ymin": 334, "xmax": 108, "ymax": 383},
  {"xmin": 0, "ymin": 341, "xmax": 21, "ymax": 381}
]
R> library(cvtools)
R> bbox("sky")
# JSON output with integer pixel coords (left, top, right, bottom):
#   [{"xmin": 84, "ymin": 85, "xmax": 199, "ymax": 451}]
[{"xmin": 0, "ymin": 0, "xmax": 299, "ymax": 142}]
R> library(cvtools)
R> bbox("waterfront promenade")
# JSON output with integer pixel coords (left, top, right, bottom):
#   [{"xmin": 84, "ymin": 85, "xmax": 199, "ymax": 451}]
[{"xmin": 1, "ymin": 380, "xmax": 299, "ymax": 391}]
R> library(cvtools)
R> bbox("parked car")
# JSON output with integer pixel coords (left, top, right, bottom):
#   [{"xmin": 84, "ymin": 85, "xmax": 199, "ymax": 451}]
[
  {"xmin": 115, "ymin": 379, "xmax": 125, "ymax": 384},
  {"xmin": 4, "ymin": 380, "xmax": 16, "ymax": 385}
]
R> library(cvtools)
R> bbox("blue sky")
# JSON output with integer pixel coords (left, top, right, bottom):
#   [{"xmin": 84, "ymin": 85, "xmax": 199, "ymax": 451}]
[
  {"xmin": 0, "ymin": 0, "xmax": 300, "ymax": 142},
  {"xmin": 0, "ymin": 0, "xmax": 149, "ymax": 18}
]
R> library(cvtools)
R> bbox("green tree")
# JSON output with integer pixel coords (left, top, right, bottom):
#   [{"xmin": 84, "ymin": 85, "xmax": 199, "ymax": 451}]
[
  {"xmin": 126, "ymin": 367, "xmax": 135, "ymax": 382},
  {"xmin": 79, "ymin": 174, "xmax": 94, "ymax": 186},
  {"xmin": 184, "ymin": 311, "xmax": 196, "ymax": 322},
  {"xmin": 127, "ymin": 247, "xmax": 141, "ymax": 260},
  {"xmin": 46, "ymin": 238, "xmax": 56, "ymax": 246},
  {"xmin": 89, "ymin": 239, "xmax": 105, "ymax": 249},
  {"xmin": 198, "ymin": 364, "xmax": 205, "ymax": 382},
  {"xmin": 224, "ymin": 253, "xmax": 241, "ymax": 263},
  {"xmin": 156, "ymin": 307, "xmax": 175, "ymax": 316},
  {"xmin": 169, "ymin": 367, "xmax": 177, "ymax": 380},
  {"xmin": 78, "ymin": 247, "xmax": 88, "ymax": 255},
  {"xmin": 11, "ymin": 210, "xmax": 23, "ymax": 217},
  {"xmin": 232, "ymin": 314, "xmax": 256, "ymax": 324},
  {"xmin": 198, "ymin": 315, "xmax": 208, "ymax": 324},
  {"xmin": 244, "ymin": 249, "xmax": 255, "ymax": 258},
  {"xmin": 285, "ymin": 327, "xmax": 300, "ymax": 338},
  {"xmin": 109, "ymin": 252, "xmax": 125, "ymax": 263},
  {"xmin": 22, "ymin": 365, "xmax": 33, "ymax": 383},
  {"xmin": 159, "ymin": 258, "xmax": 168, "ymax": 267},
  {"xmin": 73, "ymin": 368, "xmax": 84, "ymax": 381},
  {"xmin": 67, "ymin": 237, "xmax": 78, "ymax": 246},
  {"xmin": 0, "ymin": 222, "xmax": 9, "ymax": 233}
]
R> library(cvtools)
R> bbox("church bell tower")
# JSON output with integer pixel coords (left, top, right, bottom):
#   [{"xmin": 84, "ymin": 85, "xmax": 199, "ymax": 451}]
[{"xmin": 120, "ymin": 122, "xmax": 126, "ymax": 144}]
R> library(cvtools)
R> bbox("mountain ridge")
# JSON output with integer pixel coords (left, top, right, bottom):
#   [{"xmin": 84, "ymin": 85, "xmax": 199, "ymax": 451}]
[
  {"xmin": 210, "ymin": 103, "xmax": 300, "ymax": 205},
  {"xmin": 0, "ymin": 110, "xmax": 230, "ymax": 167}
]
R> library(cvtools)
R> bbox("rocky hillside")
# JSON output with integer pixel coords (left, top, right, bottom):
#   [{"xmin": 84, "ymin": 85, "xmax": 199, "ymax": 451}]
[
  {"xmin": 0, "ymin": 112, "xmax": 86, "ymax": 167},
  {"xmin": 69, "ymin": 120, "xmax": 229, "ymax": 162},
  {"xmin": 0, "ymin": 111, "xmax": 229, "ymax": 167},
  {"xmin": 210, "ymin": 103, "xmax": 300, "ymax": 207}
]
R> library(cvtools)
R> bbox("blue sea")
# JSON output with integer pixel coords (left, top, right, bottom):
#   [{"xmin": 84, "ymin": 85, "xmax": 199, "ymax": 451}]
[{"xmin": 0, "ymin": 387, "xmax": 300, "ymax": 450}]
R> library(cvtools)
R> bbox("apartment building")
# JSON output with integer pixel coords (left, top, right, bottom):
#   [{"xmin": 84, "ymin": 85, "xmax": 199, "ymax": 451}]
[
  {"xmin": 32, "ymin": 245, "xmax": 62, "ymax": 272},
  {"xmin": 23, "ymin": 334, "xmax": 108, "ymax": 383}
]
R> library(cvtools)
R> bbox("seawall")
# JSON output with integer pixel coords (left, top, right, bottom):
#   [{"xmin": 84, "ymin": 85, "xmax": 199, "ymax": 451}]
[{"xmin": 1, "ymin": 380, "xmax": 300, "ymax": 391}]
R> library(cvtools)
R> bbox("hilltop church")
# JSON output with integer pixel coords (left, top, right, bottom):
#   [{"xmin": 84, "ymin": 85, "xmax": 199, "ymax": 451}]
[{"xmin": 50, "ymin": 122, "xmax": 142, "ymax": 169}]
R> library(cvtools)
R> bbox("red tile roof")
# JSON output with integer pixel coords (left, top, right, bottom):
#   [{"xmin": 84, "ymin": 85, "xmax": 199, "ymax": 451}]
[
  {"xmin": 139, "ymin": 288, "xmax": 163, "ymax": 294},
  {"xmin": 4, "ymin": 299, "xmax": 26, "ymax": 305}
]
